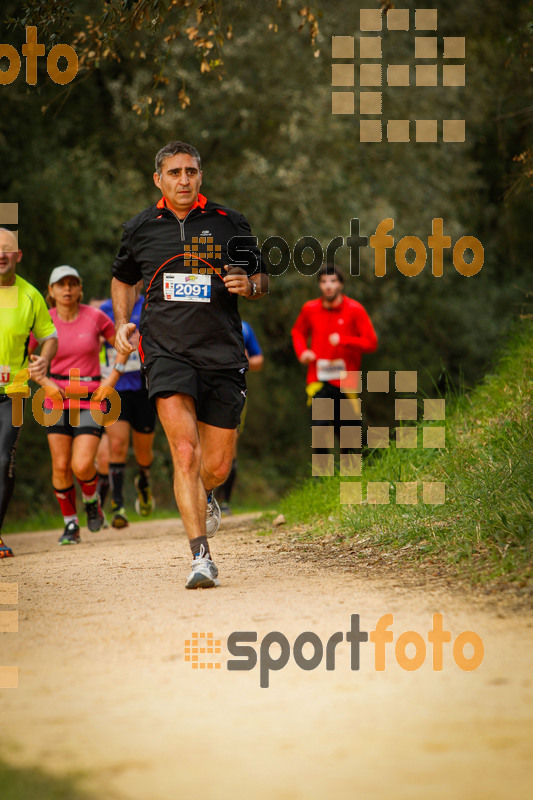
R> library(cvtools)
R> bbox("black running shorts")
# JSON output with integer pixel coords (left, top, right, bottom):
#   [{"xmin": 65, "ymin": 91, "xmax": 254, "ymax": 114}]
[
  {"xmin": 117, "ymin": 387, "xmax": 157, "ymax": 434},
  {"xmin": 46, "ymin": 408, "xmax": 103, "ymax": 438},
  {"xmin": 145, "ymin": 357, "xmax": 247, "ymax": 429}
]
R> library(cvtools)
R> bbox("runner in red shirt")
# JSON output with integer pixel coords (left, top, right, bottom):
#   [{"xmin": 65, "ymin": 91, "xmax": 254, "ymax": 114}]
[{"xmin": 291, "ymin": 265, "xmax": 378, "ymax": 454}]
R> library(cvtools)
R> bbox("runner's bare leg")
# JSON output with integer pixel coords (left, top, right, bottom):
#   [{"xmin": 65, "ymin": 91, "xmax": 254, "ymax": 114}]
[
  {"xmin": 106, "ymin": 420, "xmax": 131, "ymax": 462},
  {"xmin": 197, "ymin": 422, "xmax": 237, "ymax": 492},
  {"xmin": 71, "ymin": 435, "xmax": 102, "ymax": 481},
  {"xmin": 47, "ymin": 434, "xmax": 74, "ymax": 489},
  {"xmin": 155, "ymin": 394, "xmax": 206, "ymax": 541},
  {"xmin": 132, "ymin": 430, "xmax": 155, "ymax": 465}
]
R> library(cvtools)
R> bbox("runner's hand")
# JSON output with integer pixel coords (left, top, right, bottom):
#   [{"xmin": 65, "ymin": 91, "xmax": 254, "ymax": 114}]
[
  {"xmin": 223, "ymin": 265, "xmax": 252, "ymax": 296},
  {"xmin": 115, "ymin": 323, "xmax": 137, "ymax": 355},
  {"xmin": 38, "ymin": 376, "xmax": 66, "ymax": 398},
  {"xmin": 28, "ymin": 354, "xmax": 49, "ymax": 382},
  {"xmin": 329, "ymin": 333, "xmax": 340, "ymax": 346},
  {"xmin": 299, "ymin": 349, "xmax": 317, "ymax": 364}
]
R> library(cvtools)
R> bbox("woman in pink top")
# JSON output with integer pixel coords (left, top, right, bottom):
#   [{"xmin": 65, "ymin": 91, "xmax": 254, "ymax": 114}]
[{"xmin": 36, "ymin": 265, "xmax": 127, "ymax": 545}]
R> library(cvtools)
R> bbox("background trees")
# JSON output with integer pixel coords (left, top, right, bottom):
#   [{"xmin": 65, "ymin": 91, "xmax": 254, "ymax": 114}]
[{"xmin": 2, "ymin": 0, "xmax": 531, "ymax": 515}]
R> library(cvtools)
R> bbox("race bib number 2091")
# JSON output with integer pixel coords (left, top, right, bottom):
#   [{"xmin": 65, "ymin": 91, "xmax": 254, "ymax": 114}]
[{"xmin": 164, "ymin": 273, "xmax": 211, "ymax": 303}]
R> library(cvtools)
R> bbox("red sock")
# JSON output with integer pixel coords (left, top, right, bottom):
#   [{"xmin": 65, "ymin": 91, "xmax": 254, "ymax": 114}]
[
  {"xmin": 53, "ymin": 484, "xmax": 77, "ymax": 517},
  {"xmin": 77, "ymin": 474, "xmax": 98, "ymax": 503}
]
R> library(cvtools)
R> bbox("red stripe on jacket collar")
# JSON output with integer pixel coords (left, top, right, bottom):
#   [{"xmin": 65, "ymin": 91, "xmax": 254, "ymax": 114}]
[{"xmin": 156, "ymin": 193, "xmax": 207, "ymax": 211}]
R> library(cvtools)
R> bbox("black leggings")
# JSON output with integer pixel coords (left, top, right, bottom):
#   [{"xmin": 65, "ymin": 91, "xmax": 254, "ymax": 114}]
[{"xmin": 0, "ymin": 397, "xmax": 23, "ymax": 531}]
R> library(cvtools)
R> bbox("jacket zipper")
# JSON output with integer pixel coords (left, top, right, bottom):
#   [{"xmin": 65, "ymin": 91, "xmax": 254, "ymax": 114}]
[
  {"xmin": 165, "ymin": 206, "xmax": 194, "ymax": 241},
  {"xmin": 145, "ymin": 206, "xmax": 199, "ymax": 309}
]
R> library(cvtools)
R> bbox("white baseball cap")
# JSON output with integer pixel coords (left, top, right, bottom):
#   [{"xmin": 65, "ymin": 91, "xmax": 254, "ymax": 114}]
[{"xmin": 49, "ymin": 265, "xmax": 81, "ymax": 285}]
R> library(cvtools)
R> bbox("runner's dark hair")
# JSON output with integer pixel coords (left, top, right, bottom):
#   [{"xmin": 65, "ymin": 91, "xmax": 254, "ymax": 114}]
[
  {"xmin": 317, "ymin": 264, "xmax": 344, "ymax": 284},
  {"xmin": 155, "ymin": 141, "xmax": 202, "ymax": 175}
]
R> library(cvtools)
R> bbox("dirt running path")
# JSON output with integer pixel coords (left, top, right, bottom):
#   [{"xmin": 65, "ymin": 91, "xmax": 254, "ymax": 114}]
[{"xmin": 1, "ymin": 515, "xmax": 532, "ymax": 799}]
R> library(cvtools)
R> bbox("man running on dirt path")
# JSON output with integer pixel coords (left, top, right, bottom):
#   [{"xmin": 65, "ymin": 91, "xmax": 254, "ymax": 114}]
[{"xmin": 112, "ymin": 141, "xmax": 267, "ymax": 588}]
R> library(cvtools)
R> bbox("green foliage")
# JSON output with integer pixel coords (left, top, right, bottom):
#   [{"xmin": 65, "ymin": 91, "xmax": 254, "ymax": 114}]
[
  {"xmin": 4, "ymin": 0, "xmax": 319, "ymax": 85},
  {"xmin": 281, "ymin": 319, "xmax": 533, "ymax": 585}
]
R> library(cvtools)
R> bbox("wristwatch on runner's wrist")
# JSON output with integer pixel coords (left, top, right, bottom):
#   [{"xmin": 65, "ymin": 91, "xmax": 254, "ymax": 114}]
[
  {"xmin": 113, "ymin": 362, "xmax": 126, "ymax": 374},
  {"xmin": 248, "ymin": 279, "xmax": 257, "ymax": 298}
]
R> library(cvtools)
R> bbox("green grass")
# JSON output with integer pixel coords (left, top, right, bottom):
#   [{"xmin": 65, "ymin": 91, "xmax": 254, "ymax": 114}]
[
  {"xmin": 281, "ymin": 319, "xmax": 533, "ymax": 586},
  {"xmin": 3, "ymin": 501, "xmax": 275, "ymax": 535},
  {"xmin": 2, "ymin": 506, "xmax": 175, "ymax": 534}
]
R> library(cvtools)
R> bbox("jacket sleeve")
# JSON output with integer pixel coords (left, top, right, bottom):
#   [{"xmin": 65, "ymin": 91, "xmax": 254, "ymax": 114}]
[
  {"xmin": 112, "ymin": 226, "xmax": 142, "ymax": 285},
  {"xmin": 291, "ymin": 306, "xmax": 311, "ymax": 358},
  {"xmin": 339, "ymin": 305, "xmax": 378, "ymax": 353}
]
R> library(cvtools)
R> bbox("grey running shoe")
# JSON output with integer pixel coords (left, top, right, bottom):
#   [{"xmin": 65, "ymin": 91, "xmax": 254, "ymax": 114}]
[
  {"xmin": 59, "ymin": 520, "xmax": 81, "ymax": 545},
  {"xmin": 185, "ymin": 545, "xmax": 220, "ymax": 589},
  {"xmin": 85, "ymin": 499, "xmax": 105, "ymax": 532},
  {"xmin": 205, "ymin": 492, "xmax": 221, "ymax": 538}
]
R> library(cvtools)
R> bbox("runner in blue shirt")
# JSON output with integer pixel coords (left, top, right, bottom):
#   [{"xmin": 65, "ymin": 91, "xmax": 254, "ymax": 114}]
[
  {"xmin": 216, "ymin": 320, "xmax": 263, "ymax": 514},
  {"xmin": 96, "ymin": 283, "xmax": 157, "ymax": 527}
]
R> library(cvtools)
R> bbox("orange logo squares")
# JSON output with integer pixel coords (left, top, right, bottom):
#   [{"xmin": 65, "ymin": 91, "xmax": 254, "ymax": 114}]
[
  {"xmin": 184, "ymin": 632, "xmax": 222, "ymax": 670},
  {"xmin": 183, "ymin": 237, "xmax": 222, "ymax": 272},
  {"xmin": 333, "ymin": 7, "xmax": 465, "ymax": 142},
  {"xmin": 1, "ymin": 582, "xmax": 19, "ymax": 689}
]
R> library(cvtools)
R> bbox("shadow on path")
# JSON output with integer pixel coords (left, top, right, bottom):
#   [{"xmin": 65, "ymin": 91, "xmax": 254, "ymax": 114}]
[{"xmin": 0, "ymin": 759, "xmax": 98, "ymax": 800}]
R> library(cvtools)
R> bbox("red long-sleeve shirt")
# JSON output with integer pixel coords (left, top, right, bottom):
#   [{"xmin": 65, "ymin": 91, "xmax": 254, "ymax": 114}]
[{"xmin": 291, "ymin": 296, "xmax": 378, "ymax": 386}]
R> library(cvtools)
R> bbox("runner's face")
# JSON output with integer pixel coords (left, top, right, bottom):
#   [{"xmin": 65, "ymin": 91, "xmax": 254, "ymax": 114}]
[
  {"xmin": 153, "ymin": 153, "xmax": 202, "ymax": 216},
  {"xmin": 49, "ymin": 277, "xmax": 82, "ymax": 306},
  {"xmin": 0, "ymin": 231, "xmax": 21, "ymax": 281},
  {"xmin": 319, "ymin": 274, "xmax": 342, "ymax": 301}
]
